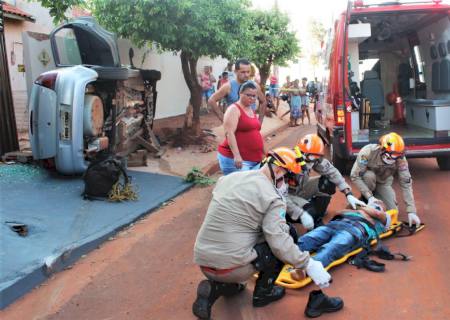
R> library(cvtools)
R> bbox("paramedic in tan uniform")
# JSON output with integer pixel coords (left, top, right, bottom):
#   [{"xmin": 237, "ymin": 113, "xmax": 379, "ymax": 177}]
[
  {"xmin": 286, "ymin": 134, "xmax": 366, "ymax": 230},
  {"xmin": 192, "ymin": 148, "xmax": 342, "ymax": 320},
  {"xmin": 350, "ymin": 132, "xmax": 421, "ymax": 227}
]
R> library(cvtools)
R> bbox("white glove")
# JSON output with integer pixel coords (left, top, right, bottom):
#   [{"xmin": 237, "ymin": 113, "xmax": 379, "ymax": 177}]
[
  {"xmin": 368, "ymin": 196, "xmax": 380, "ymax": 206},
  {"xmin": 408, "ymin": 213, "xmax": 421, "ymax": 227},
  {"xmin": 300, "ymin": 211, "xmax": 314, "ymax": 230},
  {"xmin": 346, "ymin": 194, "xmax": 366, "ymax": 209},
  {"xmin": 291, "ymin": 206, "xmax": 304, "ymax": 221},
  {"xmin": 305, "ymin": 258, "xmax": 331, "ymax": 288}
]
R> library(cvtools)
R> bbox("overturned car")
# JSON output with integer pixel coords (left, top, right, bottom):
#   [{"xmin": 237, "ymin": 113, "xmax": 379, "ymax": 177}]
[{"xmin": 29, "ymin": 17, "xmax": 161, "ymax": 175}]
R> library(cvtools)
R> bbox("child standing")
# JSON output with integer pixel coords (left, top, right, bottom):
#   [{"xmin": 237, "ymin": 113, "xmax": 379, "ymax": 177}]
[
  {"xmin": 290, "ymin": 79, "xmax": 301, "ymax": 126},
  {"xmin": 300, "ymin": 77, "xmax": 311, "ymax": 125}
]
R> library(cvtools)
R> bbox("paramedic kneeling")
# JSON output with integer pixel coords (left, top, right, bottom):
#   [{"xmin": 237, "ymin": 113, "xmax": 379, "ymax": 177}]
[
  {"xmin": 298, "ymin": 201, "xmax": 390, "ymax": 268},
  {"xmin": 286, "ymin": 134, "xmax": 366, "ymax": 229},
  {"xmin": 193, "ymin": 147, "xmax": 342, "ymax": 320},
  {"xmin": 350, "ymin": 132, "xmax": 421, "ymax": 227}
]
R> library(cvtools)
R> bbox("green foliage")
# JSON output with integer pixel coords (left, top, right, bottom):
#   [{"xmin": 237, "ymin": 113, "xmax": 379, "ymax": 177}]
[
  {"xmin": 307, "ymin": 19, "xmax": 325, "ymax": 76},
  {"xmin": 184, "ymin": 167, "xmax": 216, "ymax": 187},
  {"xmin": 33, "ymin": 0, "xmax": 250, "ymax": 59},
  {"xmin": 33, "ymin": 0, "xmax": 85, "ymax": 24},
  {"xmin": 90, "ymin": 0, "xmax": 252, "ymax": 132},
  {"xmin": 90, "ymin": 0, "xmax": 250, "ymax": 59},
  {"xmin": 238, "ymin": 9, "xmax": 300, "ymax": 85},
  {"xmin": 308, "ymin": 18, "xmax": 326, "ymax": 45},
  {"xmin": 310, "ymin": 53, "xmax": 320, "ymax": 67},
  {"xmin": 244, "ymin": 10, "xmax": 299, "ymax": 67}
]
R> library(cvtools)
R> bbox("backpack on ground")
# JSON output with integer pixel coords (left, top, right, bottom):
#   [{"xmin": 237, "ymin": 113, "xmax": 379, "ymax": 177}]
[{"xmin": 83, "ymin": 157, "xmax": 136, "ymax": 201}]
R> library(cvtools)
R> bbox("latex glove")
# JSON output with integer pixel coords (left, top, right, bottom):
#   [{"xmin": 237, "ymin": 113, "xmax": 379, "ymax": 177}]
[
  {"xmin": 300, "ymin": 211, "xmax": 314, "ymax": 230},
  {"xmin": 291, "ymin": 206, "xmax": 304, "ymax": 221},
  {"xmin": 305, "ymin": 259, "xmax": 331, "ymax": 288},
  {"xmin": 346, "ymin": 194, "xmax": 366, "ymax": 209},
  {"xmin": 368, "ymin": 196, "xmax": 380, "ymax": 206},
  {"xmin": 408, "ymin": 213, "xmax": 421, "ymax": 227}
]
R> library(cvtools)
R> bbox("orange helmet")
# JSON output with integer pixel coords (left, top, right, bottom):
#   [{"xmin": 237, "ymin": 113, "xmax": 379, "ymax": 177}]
[
  {"xmin": 296, "ymin": 134, "xmax": 325, "ymax": 156},
  {"xmin": 379, "ymin": 132, "xmax": 405, "ymax": 156},
  {"xmin": 266, "ymin": 147, "xmax": 302, "ymax": 174}
]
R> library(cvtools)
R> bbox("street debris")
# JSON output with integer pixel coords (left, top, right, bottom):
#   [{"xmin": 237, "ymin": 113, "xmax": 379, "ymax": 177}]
[
  {"xmin": 199, "ymin": 144, "xmax": 215, "ymax": 153},
  {"xmin": 0, "ymin": 163, "xmax": 46, "ymax": 183}
]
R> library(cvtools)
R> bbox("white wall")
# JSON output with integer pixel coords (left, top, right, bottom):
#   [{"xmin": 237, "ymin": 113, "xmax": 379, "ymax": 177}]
[{"xmin": 4, "ymin": 0, "xmax": 56, "ymax": 131}]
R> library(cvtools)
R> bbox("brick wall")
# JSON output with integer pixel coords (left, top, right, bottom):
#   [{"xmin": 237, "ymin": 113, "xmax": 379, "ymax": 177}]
[{"xmin": 12, "ymin": 90, "xmax": 28, "ymax": 132}]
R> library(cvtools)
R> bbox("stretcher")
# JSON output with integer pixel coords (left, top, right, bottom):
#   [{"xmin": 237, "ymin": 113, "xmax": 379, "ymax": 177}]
[{"xmin": 275, "ymin": 209, "xmax": 425, "ymax": 289}]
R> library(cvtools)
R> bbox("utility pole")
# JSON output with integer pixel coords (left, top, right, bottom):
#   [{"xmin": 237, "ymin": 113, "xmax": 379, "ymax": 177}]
[{"xmin": 0, "ymin": 1, "xmax": 20, "ymax": 156}]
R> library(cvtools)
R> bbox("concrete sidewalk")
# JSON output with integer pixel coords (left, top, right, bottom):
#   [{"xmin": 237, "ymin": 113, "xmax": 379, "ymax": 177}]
[{"xmin": 133, "ymin": 104, "xmax": 292, "ymax": 177}]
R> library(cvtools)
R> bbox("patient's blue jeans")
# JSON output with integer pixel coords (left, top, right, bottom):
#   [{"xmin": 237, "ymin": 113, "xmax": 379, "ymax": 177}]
[{"xmin": 298, "ymin": 222, "xmax": 365, "ymax": 267}]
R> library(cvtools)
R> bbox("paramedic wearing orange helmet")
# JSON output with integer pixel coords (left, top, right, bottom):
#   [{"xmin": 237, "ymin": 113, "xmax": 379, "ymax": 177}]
[
  {"xmin": 193, "ymin": 147, "xmax": 336, "ymax": 319},
  {"xmin": 285, "ymin": 134, "xmax": 365, "ymax": 230},
  {"xmin": 350, "ymin": 132, "xmax": 421, "ymax": 227}
]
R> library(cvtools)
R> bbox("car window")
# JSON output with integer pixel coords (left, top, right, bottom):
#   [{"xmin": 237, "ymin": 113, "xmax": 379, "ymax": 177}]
[{"xmin": 54, "ymin": 28, "xmax": 82, "ymax": 66}]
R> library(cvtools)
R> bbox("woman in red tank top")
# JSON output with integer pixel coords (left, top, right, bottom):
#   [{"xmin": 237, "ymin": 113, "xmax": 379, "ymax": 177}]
[{"xmin": 218, "ymin": 81, "xmax": 265, "ymax": 175}]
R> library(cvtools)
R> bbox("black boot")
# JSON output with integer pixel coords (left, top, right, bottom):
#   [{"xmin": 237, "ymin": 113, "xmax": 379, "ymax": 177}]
[
  {"xmin": 222, "ymin": 283, "xmax": 246, "ymax": 297},
  {"xmin": 252, "ymin": 271, "xmax": 285, "ymax": 307},
  {"xmin": 192, "ymin": 280, "xmax": 244, "ymax": 319},
  {"xmin": 304, "ymin": 290, "xmax": 344, "ymax": 318}
]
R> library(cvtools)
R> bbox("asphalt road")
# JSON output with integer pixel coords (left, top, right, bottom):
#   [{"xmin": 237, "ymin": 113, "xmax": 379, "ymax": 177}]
[{"xmin": 2, "ymin": 122, "xmax": 450, "ymax": 320}]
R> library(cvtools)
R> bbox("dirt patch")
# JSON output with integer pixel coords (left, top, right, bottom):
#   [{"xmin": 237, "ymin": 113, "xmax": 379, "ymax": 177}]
[
  {"xmin": 155, "ymin": 111, "xmax": 221, "ymax": 149},
  {"xmin": 163, "ymin": 127, "xmax": 217, "ymax": 150}
]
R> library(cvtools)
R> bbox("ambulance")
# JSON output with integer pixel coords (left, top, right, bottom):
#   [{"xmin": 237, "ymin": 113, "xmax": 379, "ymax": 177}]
[{"xmin": 316, "ymin": 0, "xmax": 450, "ymax": 172}]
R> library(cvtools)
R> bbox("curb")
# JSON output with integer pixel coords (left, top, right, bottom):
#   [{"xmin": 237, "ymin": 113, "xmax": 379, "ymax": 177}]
[{"xmin": 202, "ymin": 121, "xmax": 290, "ymax": 176}]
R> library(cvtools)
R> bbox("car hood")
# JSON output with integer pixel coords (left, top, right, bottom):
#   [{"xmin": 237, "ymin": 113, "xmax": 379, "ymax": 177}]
[{"xmin": 50, "ymin": 16, "xmax": 121, "ymax": 67}]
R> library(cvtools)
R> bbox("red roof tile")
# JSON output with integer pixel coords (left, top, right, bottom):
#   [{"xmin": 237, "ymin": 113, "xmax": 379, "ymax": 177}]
[{"xmin": 2, "ymin": 2, "xmax": 35, "ymax": 21}]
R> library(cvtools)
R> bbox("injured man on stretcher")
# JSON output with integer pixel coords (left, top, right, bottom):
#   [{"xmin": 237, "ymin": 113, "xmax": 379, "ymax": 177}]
[{"xmin": 296, "ymin": 201, "xmax": 391, "ymax": 268}]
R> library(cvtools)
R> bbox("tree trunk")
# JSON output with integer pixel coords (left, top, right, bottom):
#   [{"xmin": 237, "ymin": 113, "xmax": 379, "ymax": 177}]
[
  {"xmin": 180, "ymin": 51, "xmax": 202, "ymax": 136},
  {"xmin": 259, "ymin": 62, "xmax": 271, "ymax": 93}
]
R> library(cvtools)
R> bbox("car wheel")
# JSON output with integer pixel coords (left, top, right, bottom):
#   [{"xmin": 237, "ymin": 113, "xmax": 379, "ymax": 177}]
[
  {"xmin": 140, "ymin": 69, "xmax": 162, "ymax": 82},
  {"xmin": 436, "ymin": 156, "xmax": 450, "ymax": 171},
  {"xmin": 91, "ymin": 66, "xmax": 139, "ymax": 80}
]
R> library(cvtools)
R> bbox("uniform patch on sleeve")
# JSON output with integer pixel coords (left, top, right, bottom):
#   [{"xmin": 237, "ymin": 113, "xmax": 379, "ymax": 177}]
[
  {"xmin": 279, "ymin": 210, "xmax": 286, "ymax": 219},
  {"xmin": 359, "ymin": 156, "xmax": 368, "ymax": 166}
]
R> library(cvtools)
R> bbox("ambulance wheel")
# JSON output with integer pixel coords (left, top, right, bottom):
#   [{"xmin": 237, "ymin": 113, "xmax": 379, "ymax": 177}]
[{"xmin": 437, "ymin": 156, "xmax": 450, "ymax": 171}]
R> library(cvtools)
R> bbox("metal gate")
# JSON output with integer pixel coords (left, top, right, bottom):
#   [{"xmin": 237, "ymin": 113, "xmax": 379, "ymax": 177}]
[{"xmin": 0, "ymin": 2, "xmax": 19, "ymax": 156}]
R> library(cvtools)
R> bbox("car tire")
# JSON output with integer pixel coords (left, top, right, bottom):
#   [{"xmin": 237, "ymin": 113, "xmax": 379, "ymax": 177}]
[
  {"xmin": 436, "ymin": 156, "xmax": 450, "ymax": 171},
  {"xmin": 91, "ymin": 66, "xmax": 139, "ymax": 80},
  {"xmin": 140, "ymin": 69, "xmax": 162, "ymax": 82}
]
